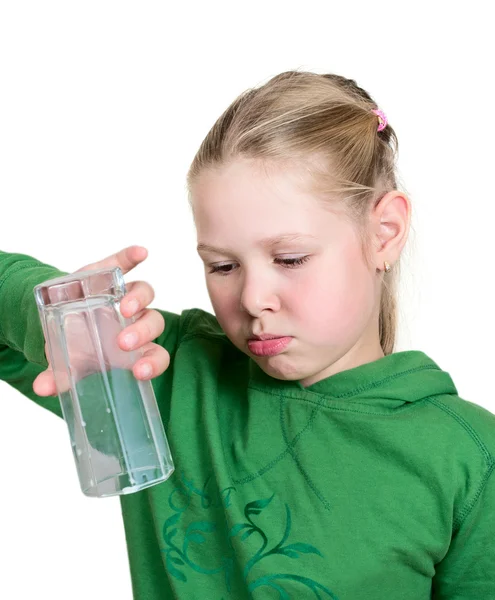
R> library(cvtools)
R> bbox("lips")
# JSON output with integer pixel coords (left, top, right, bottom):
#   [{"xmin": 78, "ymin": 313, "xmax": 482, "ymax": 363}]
[
  {"xmin": 247, "ymin": 336, "xmax": 292, "ymax": 357},
  {"xmin": 249, "ymin": 333, "xmax": 283, "ymax": 341}
]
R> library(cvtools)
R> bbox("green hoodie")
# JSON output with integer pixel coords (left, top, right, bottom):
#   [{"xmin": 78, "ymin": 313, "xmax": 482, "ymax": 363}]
[{"xmin": 1, "ymin": 250, "xmax": 495, "ymax": 599}]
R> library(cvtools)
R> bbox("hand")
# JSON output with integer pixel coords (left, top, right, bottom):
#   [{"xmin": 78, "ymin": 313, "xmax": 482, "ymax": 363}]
[{"xmin": 32, "ymin": 245, "xmax": 170, "ymax": 397}]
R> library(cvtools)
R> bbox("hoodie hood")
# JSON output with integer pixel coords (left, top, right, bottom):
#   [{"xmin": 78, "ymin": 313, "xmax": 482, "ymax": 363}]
[{"xmin": 248, "ymin": 350, "xmax": 458, "ymax": 410}]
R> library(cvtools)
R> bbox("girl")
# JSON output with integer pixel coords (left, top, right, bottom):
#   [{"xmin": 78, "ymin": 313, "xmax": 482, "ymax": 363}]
[{"xmin": 1, "ymin": 70, "xmax": 494, "ymax": 599}]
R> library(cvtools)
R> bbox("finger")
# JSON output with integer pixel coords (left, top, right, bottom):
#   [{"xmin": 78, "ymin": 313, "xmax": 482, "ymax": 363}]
[
  {"xmin": 77, "ymin": 245, "xmax": 148, "ymax": 276},
  {"xmin": 119, "ymin": 280, "xmax": 156, "ymax": 318},
  {"xmin": 118, "ymin": 309, "xmax": 165, "ymax": 351},
  {"xmin": 33, "ymin": 369, "xmax": 57, "ymax": 397},
  {"xmin": 33, "ymin": 343, "xmax": 170, "ymax": 393},
  {"xmin": 132, "ymin": 343, "xmax": 170, "ymax": 380}
]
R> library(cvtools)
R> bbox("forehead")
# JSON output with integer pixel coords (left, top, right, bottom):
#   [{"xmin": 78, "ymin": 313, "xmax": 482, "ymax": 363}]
[{"xmin": 191, "ymin": 158, "xmax": 346, "ymax": 241}]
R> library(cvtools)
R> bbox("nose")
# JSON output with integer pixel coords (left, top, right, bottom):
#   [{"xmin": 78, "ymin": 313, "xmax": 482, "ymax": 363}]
[{"xmin": 239, "ymin": 269, "xmax": 280, "ymax": 316}]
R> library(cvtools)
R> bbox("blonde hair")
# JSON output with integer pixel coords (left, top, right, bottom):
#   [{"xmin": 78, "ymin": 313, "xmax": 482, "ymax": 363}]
[{"xmin": 186, "ymin": 70, "xmax": 408, "ymax": 355}]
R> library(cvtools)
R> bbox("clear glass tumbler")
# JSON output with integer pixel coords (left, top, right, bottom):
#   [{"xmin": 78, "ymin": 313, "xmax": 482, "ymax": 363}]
[{"xmin": 33, "ymin": 267, "xmax": 174, "ymax": 498}]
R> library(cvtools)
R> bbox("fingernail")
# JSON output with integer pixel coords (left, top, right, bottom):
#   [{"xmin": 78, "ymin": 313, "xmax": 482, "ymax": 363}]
[
  {"xmin": 123, "ymin": 333, "xmax": 138, "ymax": 349},
  {"xmin": 128, "ymin": 298, "xmax": 139, "ymax": 314},
  {"xmin": 138, "ymin": 363, "xmax": 152, "ymax": 378}
]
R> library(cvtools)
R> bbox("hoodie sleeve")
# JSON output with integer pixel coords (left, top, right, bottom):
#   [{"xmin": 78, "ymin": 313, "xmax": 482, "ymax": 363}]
[
  {"xmin": 431, "ymin": 462, "xmax": 495, "ymax": 598},
  {"xmin": 0, "ymin": 250, "xmax": 69, "ymax": 367},
  {"xmin": 0, "ymin": 251, "xmax": 71, "ymax": 417}
]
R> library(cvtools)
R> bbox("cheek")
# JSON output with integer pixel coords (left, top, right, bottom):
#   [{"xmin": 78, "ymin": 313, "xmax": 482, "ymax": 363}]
[
  {"xmin": 207, "ymin": 280, "xmax": 227, "ymax": 311},
  {"xmin": 293, "ymin": 252, "xmax": 374, "ymax": 343},
  {"xmin": 207, "ymin": 280, "xmax": 239, "ymax": 330}
]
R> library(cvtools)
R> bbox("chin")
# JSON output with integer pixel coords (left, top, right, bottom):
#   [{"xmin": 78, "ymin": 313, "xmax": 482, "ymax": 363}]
[{"xmin": 256, "ymin": 355, "xmax": 302, "ymax": 381}]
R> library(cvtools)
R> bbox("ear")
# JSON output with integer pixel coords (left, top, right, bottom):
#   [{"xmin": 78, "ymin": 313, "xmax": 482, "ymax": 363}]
[{"xmin": 370, "ymin": 191, "xmax": 411, "ymax": 270}]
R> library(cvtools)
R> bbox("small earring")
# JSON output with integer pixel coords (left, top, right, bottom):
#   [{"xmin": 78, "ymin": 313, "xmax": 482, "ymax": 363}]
[{"xmin": 384, "ymin": 261, "xmax": 391, "ymax": 273}]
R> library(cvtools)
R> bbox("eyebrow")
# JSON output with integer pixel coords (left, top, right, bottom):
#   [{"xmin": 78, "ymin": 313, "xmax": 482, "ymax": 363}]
[{"xmin": 197, "ymin": 233, "xmax": 318, "ymax": 255}]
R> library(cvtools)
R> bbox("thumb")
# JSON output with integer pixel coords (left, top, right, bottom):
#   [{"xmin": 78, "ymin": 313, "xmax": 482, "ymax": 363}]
[{"xmin": 33, "ymin": 369, "xmax": 58, "ymax": 397}]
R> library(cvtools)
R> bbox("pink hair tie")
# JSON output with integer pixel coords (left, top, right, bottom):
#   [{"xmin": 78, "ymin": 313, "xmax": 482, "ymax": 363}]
[{"xmin": 372, "ymin": 108, "xmax": 387, "ymax": 132}]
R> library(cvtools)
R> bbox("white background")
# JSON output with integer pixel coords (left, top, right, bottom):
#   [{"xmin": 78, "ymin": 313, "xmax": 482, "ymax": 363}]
[{"xmin": 0, "ymin": 1, "xmax": 493, "ymax": 598}]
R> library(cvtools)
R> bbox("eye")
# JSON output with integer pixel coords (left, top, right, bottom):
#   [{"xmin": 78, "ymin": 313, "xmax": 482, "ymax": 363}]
[
  {"xmin": 208, "ymin": 256, "xmax": 311, "ymax": 276},
  {"xmin": 275, "ymin": 256, "xmax": 311, "ymax": 268},
  {"xmin": 208, "ymin": 263, "xmax": 237, "ymax": 276}
]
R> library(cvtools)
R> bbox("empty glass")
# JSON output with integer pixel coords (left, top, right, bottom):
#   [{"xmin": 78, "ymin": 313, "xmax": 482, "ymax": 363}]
[{"xmin": 34, "ymin": 266, "xmax": 174, "ymax": 498}]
